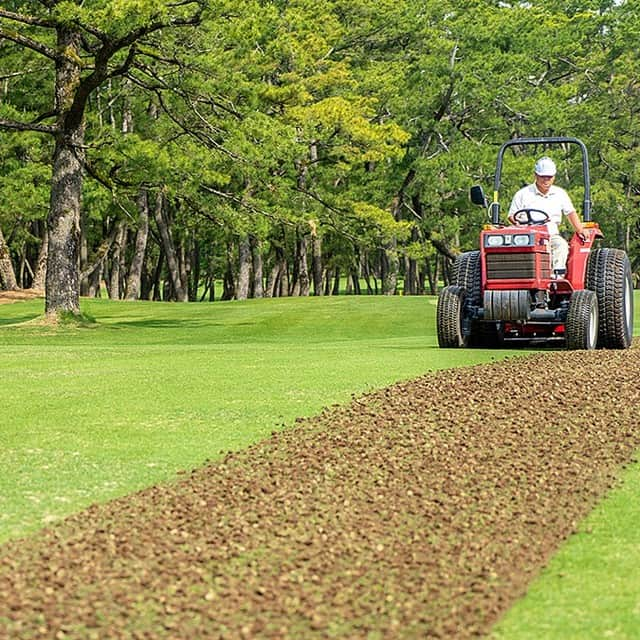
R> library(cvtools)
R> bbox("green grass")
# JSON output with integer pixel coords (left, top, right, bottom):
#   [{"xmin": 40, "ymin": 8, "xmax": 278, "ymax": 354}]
[
  {"xmin": 491, "ymin": 462, "xmax": 640, "ymax": 639},
  {"xmin": 2, "ymin": 292, "xmax": 640, "ymax": 640},
  {"xmin": 0, "ymin": 294, "xmax": 508, "ymax": 543}
]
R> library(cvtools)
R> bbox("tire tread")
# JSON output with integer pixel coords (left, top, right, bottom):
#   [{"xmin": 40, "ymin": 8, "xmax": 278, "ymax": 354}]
[{"xmin": 585, "ymin": 248, "xmax": 633, "ymax": 349}]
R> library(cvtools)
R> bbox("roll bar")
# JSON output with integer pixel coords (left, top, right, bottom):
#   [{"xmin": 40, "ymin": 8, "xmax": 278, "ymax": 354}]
[{"xmin": 489, "ymin": 136, "xmax": 592, "ymax": 225}]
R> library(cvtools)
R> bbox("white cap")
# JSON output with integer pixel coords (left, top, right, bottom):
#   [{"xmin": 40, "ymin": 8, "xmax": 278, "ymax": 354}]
[{"xmin": 534, "ymin": 156, "xmax": 556, "ymax": 176}]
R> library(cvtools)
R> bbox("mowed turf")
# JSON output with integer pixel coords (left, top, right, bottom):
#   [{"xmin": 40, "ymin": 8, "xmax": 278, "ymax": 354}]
[
  {"xmin": 1, "ymin": 292, "xmax": 639, "ymax": 639},
  {"xmin": 0, "ymin": 294, "xmax": 508, "ymax": 543},
  {"xmin": 1, "ymin": 331, "xmax": 640, "ymax": 638}
]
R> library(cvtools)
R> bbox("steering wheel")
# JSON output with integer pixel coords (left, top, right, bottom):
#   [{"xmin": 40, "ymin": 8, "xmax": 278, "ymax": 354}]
[{"xmin": 511, "ymin": 208, "xmax": 550, "ymax": 225}]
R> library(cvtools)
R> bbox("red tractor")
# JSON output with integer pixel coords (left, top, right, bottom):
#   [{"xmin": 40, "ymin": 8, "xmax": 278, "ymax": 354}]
[{"xmin": 437, "ymin": 136, "xmax": 634, "ymax": 350}]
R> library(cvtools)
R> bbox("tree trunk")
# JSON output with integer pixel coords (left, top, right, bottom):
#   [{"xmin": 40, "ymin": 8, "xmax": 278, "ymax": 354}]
[
  {"xmin": 140, "ymin": 260, "xmax": 153, "ymax": 301},
  {"xmin": 122, "ymin": 79, "xmax": 134, "ymax": 134},
  {"xmin": 310, "ymin": 223, "xmax": 323, "ymax": 296},
  {"xmin": 0, "ymin": 226, "xmax": 18, "ymax": 291},
  {"xmin": 265, "ymin": 261, "xmax": 277, "ymax": 298},
  {"xmin": 87, "ymin": 263, "xmax": 102, "ymax": 298},
  {"xmin": 178, "ymin": 236, "xmax": 189, "ymax": 300},
  {"xmin": 45, "ymin": 28, "xmax": 84, "ymax": 317},
  {"xmin": 292, "ymin": 229, "xmax": 310, "ymax": 296},
  {"xmin": 78, "ymin": 223, "xmax": 118, "ymax": 297},
  {"xmin": 279, "ymin": 254, "xmax": 290, "ymax": 296},
  {"xmin": 251, "ymin": 235, "xmax": 263, "ymax": 298},
  {"xmin": 125, "ymin": 189, "xmax": 150, "ymax": 301},
  {"xmin": 382, "ymin": 240, "xmax": 399, "ymax": 295},
  {"xmin": 79, "ymin": 210, "xmax": 89, "ymax": 296},
  {"xmin": 31, "ymin": 228, "xmax": 48, "ymax": 291},
  {"xmin": 424, "ymin": 256, "xmax": 435, "ymax": 295},
  {"xmin": 362, "ymin": 253, "xmax": 377, "ymax": 295},
  {"xmin": 222, "ymin": 242, "xmax": 236, "ymax": 301},
  {"xmin": 265, "ymin": 245, "xmax": 289, "ymax": 298},
  {"xmin": 151, "ymin": 247, "xmax": 165, "ymax": 301},
  {"xmin": 440, "ymin": 255, "xmax": 449, "ymax": 286},
  {"xmin": 382, "ymin": 193, "xmax": 403, "ymax": 296},
  {"xmin": 405, "ymin": 257, "xmax": 417, "ymax": 295},
  {"xmin": 332, "ymin": 268, "xmax": 341, "ymax": 295},
  {"xmin": 153, "ymin": 190, "xmax": 187, "ymax": 302},
  {"xmin": 18, "ymin": 244, "xmax": 30, "ymax": 289},
  {"xmin": 189, "ymin": 239, "xmax": 200, "ymax": 302},
  {"xmin": 46, "ymin": 130, "xmax": 83, "ymax": 314},
  {"xmin": 351, "ymin": 270, "xmax": 361, "ymax": 295},
  {"xmin": 237, "ymin": 235, "xmax": 251, "ymax": 300},
  {"xmin": 108, "ymin": 220, "xmax": 127, "ymax": 299},
  {"xmin": 323, "ymin": 269, "xmax": 332, "ymax": 296}
]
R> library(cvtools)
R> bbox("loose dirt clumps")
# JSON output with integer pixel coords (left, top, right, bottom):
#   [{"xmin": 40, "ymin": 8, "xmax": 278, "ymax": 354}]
[{"xmin": 1, "ymin": 344, "xmax": 640, "ymax": 639}]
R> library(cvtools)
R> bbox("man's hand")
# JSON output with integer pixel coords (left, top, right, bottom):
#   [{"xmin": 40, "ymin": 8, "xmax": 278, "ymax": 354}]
[{"xmin": 578, "ymin": 229, "xmax": 590, "ymax": 242}]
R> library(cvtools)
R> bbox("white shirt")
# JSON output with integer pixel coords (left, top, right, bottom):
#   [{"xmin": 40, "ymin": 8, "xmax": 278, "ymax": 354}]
[{"xmin": 508, "ymin": 184, "xmax": 575, "ymax": 236}]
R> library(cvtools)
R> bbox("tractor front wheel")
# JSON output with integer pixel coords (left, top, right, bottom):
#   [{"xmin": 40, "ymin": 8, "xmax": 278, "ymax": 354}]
[
  {"xmin": 437, "ymin": 285, "xmax": 468, "ymax": 348},
  {"xmin": 566, "ymin": 290, "xmax": 598, "ymax": 350}
]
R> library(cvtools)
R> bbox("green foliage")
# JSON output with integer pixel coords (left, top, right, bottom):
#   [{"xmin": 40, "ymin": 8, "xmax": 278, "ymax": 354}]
[
  {"xmin": 54, "ymin": 0, "xmax": 172, "ymax": 36},
  {"xmin": 350, "ymin": 202, "xmax": 412, "ymax": 244},
  {"xmin": 2, "ymin": 0, "xmax": 640, "ymax": 289},
  {"xmin": 0, "ymin": 121, "xmax": 51, "ymax": 260},
  {"xmin": 289, "ymin": 96, "xmax": 409, "ymax": 166}
]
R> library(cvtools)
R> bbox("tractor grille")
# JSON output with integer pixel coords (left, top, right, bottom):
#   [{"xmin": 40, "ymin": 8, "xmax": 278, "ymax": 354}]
[{"xmin": 486, "ymin": 253, "xmax": 549, "ymax": 279}]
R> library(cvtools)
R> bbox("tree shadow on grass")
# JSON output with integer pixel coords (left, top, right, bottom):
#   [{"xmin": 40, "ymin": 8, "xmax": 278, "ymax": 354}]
[
  {"xmin": 110, "ymin": 318, "xmax": 255, "ymax": 330},
  {"xmin": 0, "ymin": 314, "xmax": 42, "ymax": 327}
]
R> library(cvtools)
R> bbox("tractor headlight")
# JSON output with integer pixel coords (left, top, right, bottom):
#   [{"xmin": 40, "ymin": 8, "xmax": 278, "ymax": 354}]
[
  {"xmin": 485, "ymin": 235, "xmax": 505, "ymax": 247},
  {"xmin": 513, "ymin": 234, "xmax": 532, "ymax": 246}
]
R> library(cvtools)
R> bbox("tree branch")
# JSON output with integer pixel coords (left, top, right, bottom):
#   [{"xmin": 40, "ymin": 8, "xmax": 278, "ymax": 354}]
[
  {"xmin": 0, "ymin": 117, "xmax": 56, "ymax": 135},
  {"xmin": 108, "ymin": 44, "xmax": 139, "ymax": 79},
  {"xmin": 0, "ymin": 26, "xmax": 63, "ymax": 62},
  {"xmin": 200, "ymin": 184, "xmax": 294, "ymax": 226},
  {"xmin": 0, "ymin": 8, "xmax": 57, "ymax": 28},
  {"xmin": 66, "ymin": 2, "xmax": 205, "ymax": 128},
  {"xmin": 154, "ymin": 89, "xmax": 243, "ymax": 160},
  {"xmin": 79, "ymin": 224, "xmax": 120, "ymax": 281}
]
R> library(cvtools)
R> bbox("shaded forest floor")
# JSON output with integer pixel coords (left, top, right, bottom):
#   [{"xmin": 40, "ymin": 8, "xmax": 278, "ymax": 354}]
[
  {"xmin": 1, "ymin": 343, "xmax": 640, "ymax": 639},
  {"xmin": 0, "ymin": 289, "xmax": 43, "ymax": 304}
]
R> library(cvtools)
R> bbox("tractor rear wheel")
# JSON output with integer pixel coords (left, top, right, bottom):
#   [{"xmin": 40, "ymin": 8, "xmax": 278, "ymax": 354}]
[
  {"xmin": 452, "ymin": 250, "xmax": 496, "ymax": 345},
  {"xmin": 566, "ymin": 290, "xmax": 598, "ymax": 350},
  {"xmin": 585, "ymin": 248, "xmax": 634, "ymax": 349},
  {"xmin": 452, "ymin": 251, "xmax": 481, "ymax": 304},
  {"xmin": 437, "ymin": 285, "xmax": 467, "ymax": 348}
]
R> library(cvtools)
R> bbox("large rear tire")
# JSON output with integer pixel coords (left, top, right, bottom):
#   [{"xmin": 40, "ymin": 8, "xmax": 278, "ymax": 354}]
[
  {"xmin": 437, "ymin": 285, "xmax": 467, "ymax": 348},
  {"xmin": 585, "ymin": 248, "xmax": 634, "ymax": 349},
  {"xmin": 452, "ymin": 250, "xmax": 498, "ymax": 345},
  {"xmin": 452, "ymin": 251, "xmax": 481, "ymax": 305},
  {"xmin": 566, "ymin": 290, "xmax": 598, "ymax": 350}
]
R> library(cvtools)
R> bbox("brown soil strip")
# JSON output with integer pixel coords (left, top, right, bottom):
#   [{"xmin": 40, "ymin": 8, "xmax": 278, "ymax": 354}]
[{"xmin": 1, "ymin": 345, "xmax": 640, "ymax": 639}]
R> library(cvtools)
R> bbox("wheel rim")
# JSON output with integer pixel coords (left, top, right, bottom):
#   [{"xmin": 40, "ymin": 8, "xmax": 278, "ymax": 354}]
[
  {"xmin": 588, "ymin": 303, "xmax": 598, "ymax": 350},
  {"xmin": 624, "ymin": 275, "xmax": 633, "ymax": 335}
]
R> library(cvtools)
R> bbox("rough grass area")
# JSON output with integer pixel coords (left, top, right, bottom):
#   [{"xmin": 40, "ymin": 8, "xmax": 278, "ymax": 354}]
[
  {"xmin": 1, "ymin": 344, "xmax": 639, "ymax": 639},
  {"xmin": 0, "ymin": 295, "xmax": 507, "ymax": 543}
]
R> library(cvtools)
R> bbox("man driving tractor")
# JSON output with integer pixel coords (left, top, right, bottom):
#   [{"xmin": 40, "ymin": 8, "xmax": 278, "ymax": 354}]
[
  {"xmin": 508, "ymin": 156, "xmax": 590, "ymax": 278},
  {"xmin": 438, "ymin": 136, "xmax": 633, "ymax": 351}
]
